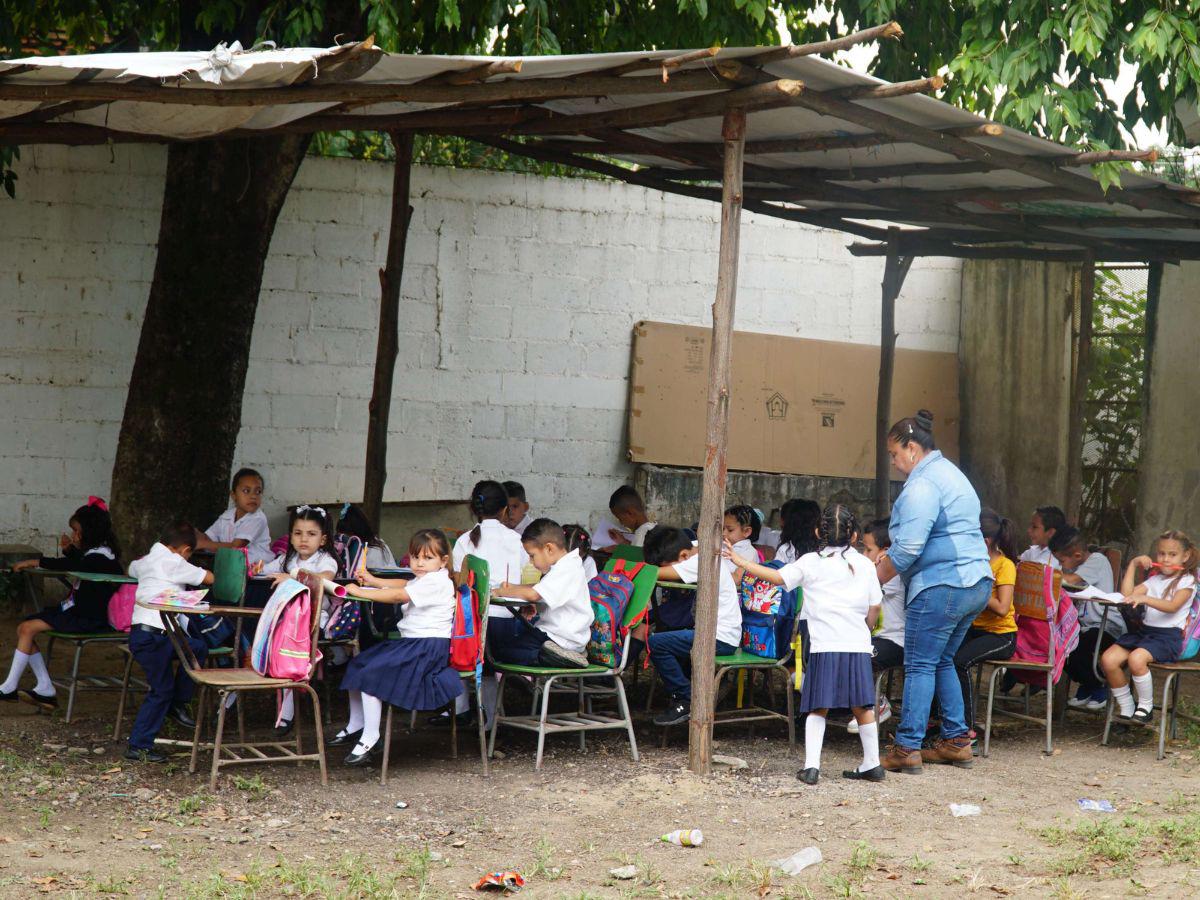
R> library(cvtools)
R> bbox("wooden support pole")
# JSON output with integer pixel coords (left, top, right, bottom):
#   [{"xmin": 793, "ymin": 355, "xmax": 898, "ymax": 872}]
[
  {"xmin": 875, "ymin": 228, "xmax": 912, "ymax": 519},
  {"xmin": 1066, "ymin": 253, "xmax": 1096, "ymax": 523},
  {"xmin": 363, "ymin": 133, "xmax": 414, "ymax": 531},
  {"xmin": 689, "ymin": 108, "xmax": 746, "ymax": 776}
]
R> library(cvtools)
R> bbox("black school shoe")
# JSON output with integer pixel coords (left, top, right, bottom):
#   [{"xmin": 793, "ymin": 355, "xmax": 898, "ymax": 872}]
[
  {"xmin": 328, "ymin": 728, "xmax": 363, "ymax": 747},
  {"xmin": 344, "ymin": 739, "xmax": 382, "ymax": 767},
  {"xmin": 427, "ymin": 711, "xmax": 474, "ymax": 728},
  {"xmin": 19, "ymin": 689, "xmax": 57, "ymax": 710},
  {"xmin": 842, "ymin": 765, "xmax": 886, "ymax": 782},
  {"xmin": 653, "ymin": 700, "xmax": 690, "ymax": 727},
  {"xmin": 125, "ymin": 747, "xmax": 168, "ymax": 763},
  {"xmin": 0, "ymin": 689, "xmax": 17, "ymax": 701},
  {"xmin": 167, "ymin": 705, "xmax": 196, "ymax": 730},
  {"xmin": 797, "ymin": 767, "xmax": 820, "ymax": 785},
  {"xmin": 274, "ymin": 718, "xmax": 294, "ymax": 739}
]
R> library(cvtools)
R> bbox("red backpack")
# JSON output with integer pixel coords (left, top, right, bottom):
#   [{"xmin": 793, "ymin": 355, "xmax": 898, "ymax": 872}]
[{"xmin": 450, "ymin": 571, "xmax": 483, "ymax": 677}]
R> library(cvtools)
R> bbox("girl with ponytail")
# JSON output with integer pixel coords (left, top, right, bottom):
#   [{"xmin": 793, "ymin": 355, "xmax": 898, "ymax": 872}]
[
  {"xmin": 726, "ymin": 503, "xmax": 884, "ymax": 786},
  {"xmin": 949, "ymin": 508, "xmax": 1019, "ymax": 746}
]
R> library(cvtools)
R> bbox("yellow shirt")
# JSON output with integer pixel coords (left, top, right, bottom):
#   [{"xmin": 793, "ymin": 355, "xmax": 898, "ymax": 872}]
[{"xmin": 973, "ymin": 555, "xmax": 1017, "ymax": 633}]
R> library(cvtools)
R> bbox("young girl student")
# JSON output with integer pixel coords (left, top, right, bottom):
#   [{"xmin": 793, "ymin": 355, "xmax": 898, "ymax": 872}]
[
  {"xmin": 442, "ymin": 480, "xmax": 529, "ymax": 727},
  {"xmin": 4, "ymin": 499, "xmax": 123, "ymax": 709},
  {"xmin": 195, "ymin": 468, "xmax": 273, "ymax": 566},
  {"xmin": 949, "ymin": 509, "xmax": 1018, "ymax": 746},
  {"xmin": 336, "ymin": 503, "xmax": 398, "ymax": 569},
  {"xmin": 335, "ymin": 529, "xmax": 464, "ymax": 766},
  {"xmin": 253, "ymin": 505, "xmax": 340, "ymax": 737},
  {"xmin": 563, "ymin": 524, "xmax": 598, "ymax": 582},
  {"xmin": 723, "ymin": 504, "xmax": 761, "ymax": 564},
  {"xmin": 1101, "ymin": 530, "xmax": 1199, "ymax": 722},
  {"xmin": 725, "ymin": 504, "xmax": 883, "ymax": 785},
  {"xmin": 774, "ymin": 498, "xmax": 821, "ymax": 565}
]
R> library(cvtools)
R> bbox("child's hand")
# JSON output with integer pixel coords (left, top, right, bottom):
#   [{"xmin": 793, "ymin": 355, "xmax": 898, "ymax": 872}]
[
  {"xmin": 269, "ymin": 573, "xmax": 289, "ymax": 588},
  {"xmin": 59, "ymin": 533, "xmax": 72, "ymax": 553},
  {"xmin": 358, "ymin": 571, "xmax": 384, "ymax": 588},
  {"xmin": 519, "ymin": 603, "xmax": 537, "ymax": 621},
  {"xmin": 497, "ymin": 581, "xmax": 518, "ymax": 597},
  {"xmin": 251, "ymin": 560, "xmax": 263, "ymax": 575},
  {"xmin": 1132, "ymin": 555, "xmax": 1154, "ymax": 571},
  {"xmin": 722, "ymin": 540, "xmax": 748, "ymax": 569},
  {"xmin": 1125, "ymin": 595, "xmax": 1144, "ymax": 608},
  {"xmin": 12, "ymin": 558, "xmax": 37, "ymax": 572}
]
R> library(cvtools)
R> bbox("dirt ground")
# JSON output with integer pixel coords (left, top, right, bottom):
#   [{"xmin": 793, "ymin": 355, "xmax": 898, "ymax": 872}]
[{"xmin": 1, "ymin": 627, "xmax": 1199, "ymax": 899}]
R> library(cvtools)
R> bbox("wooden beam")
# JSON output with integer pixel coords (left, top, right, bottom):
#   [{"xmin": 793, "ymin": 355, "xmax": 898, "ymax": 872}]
[
  {"xmin": 690, "ymin": 107, "xmax": 746, "ymax": 777},
  {"xmin": 749, "ymin": 22, "xmax": 903, "ymax": 64},
  {"xmin": 628, "ymin": 123, "xmax": 1003, "ymax": 158},
  {"xmin": 602, "ymin": 46, "xmax": 719, "ymax": 77},
  {"xmin": 847, "ymin": 240, "xmax": 1186, "ymax": 262},
  {"xmin": 875, "ymin": 227, "xmax": 911, "ymax": 519},
  {"xmin": 1066, "ymin": 255, "xmax": 1095, "ymax": 522},
  {"xmin": 829, "ymin": 75, "xmax": 944, "ymax": 101},
  {"xmin": 364, "ymin": 133, "xmax": 414, "ymax": 531},
  {"xmin": 1061, "ymin": 149, "xmax": 1159, "ymax": 166},
  {"xmin": 419, "ymin": 59, "xmax": 523, "ymax": 85}
]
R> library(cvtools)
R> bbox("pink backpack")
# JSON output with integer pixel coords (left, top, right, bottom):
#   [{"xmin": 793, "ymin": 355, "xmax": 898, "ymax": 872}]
[
  {"xmin": 251, "ymin": 578, "xmax": 321, "ymax": 681},
  {"xmin": 107, "ymin": 584, "xmax": 138, "ymax": 633}
]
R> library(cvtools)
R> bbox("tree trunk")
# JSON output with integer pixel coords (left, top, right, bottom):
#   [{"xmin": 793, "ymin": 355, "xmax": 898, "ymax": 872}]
[
  {"xmin": 110, "ymin": 134, "xmax": 310, "ymax": 555},
  {"xmin": 363, "ymin": 134, "xmax": 415, "ymax": 530},
  {"xmin": 688, "ymin": 108, "xmax": 746, "ymax": 776},
  {"xmin": 1065, "ymin": 253, "xmax": 1095, "ymax": 523}
]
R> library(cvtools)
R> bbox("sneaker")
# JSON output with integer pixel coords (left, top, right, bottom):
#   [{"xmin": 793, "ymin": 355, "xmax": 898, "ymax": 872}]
[
  {"xmin": 848, "ymin": 696, "xmax": 892, "ymax": 734},
  {"xmin": 540, "ymin": 641, "xmax": 589, "ymax": 669},
  {"xmin": 653, "ymin": 700, "xmax": 690, "ymax": 727},
  {"xmin": 1067, "ymin": 686, "xmax": 1091, "ymax": 709},
  {"xmin": 1083, "ymin": 689, "xmax": 1108, "ymax": 712},
  {"xmin": 124, "ymin": 747, "xmax": 167, "ymax": 763}
]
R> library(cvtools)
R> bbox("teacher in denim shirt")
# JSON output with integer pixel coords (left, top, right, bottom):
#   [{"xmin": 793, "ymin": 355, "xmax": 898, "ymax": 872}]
[{"xmin": 875, "ymin": 410, "xmax": 992, "ymax": 775}]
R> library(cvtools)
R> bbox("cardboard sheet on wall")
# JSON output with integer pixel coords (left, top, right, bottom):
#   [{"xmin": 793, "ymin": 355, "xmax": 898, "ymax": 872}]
[{"xmin": 628, "ymin": 321, "xmax": 960, "ymax": 478}]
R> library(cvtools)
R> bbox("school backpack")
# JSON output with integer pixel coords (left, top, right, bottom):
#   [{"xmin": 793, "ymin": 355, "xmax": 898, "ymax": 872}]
[
  {"xmin": 251, "ymin": 578, "xmax": 321, "ymax": 680},
  {"xmin": 587, "ymin": 560, "xmax": 646, "ymax": 667},
  {"xmin": 107, "ymin": 584, "xmax": 137, "ymax": 633},
  {"xmin": 1178, "ymin": 581, "xmax": 1200, "ymax": 660},
  {"xmin": 450, "ymin": 570, "xmax": 484, "ymax": 680},
  {"xmin": 737, "ymin": 560, "xmax": 799, "ymax": 659},
  {"xmin": 320, "ymin": 534, "xmax": 365, "ymax": 642},
  {"xmin": 1011, "ymin": 563, "xmax": 1078, "ymax": 687},
  {"xmin": 334, "ymin": 533, "xmax": 366, "ymax": 578}
]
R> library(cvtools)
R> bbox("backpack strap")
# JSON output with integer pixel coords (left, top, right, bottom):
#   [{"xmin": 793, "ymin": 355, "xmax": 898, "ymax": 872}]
[{"xmin": 624, "ymin": 562, "xmax": 645, "ymax": 579}]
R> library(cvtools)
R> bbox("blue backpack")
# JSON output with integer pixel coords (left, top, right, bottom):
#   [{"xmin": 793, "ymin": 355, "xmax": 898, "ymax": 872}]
[
  {"xmin": 587, "ymin": 560, "xmax": 646, "ymax": 667},
  {"xmin": 737, "ymin": 559, "xmax": 799, "ymax": 659}
]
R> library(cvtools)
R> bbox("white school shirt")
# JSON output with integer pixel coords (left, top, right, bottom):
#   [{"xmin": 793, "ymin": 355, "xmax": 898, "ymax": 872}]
[
  {"xmin": 1019, "ymin": 545, "xmax": 1060, "ymax": 570},
  {"xmin": 630, "ymin": 522, "xmax": 657, "ymax": 547},
  {"xmin": 452, "ymin": 519, "xmax": 529, "ymax": 620},
  {"xmin": 732, "ymin": 538, "xmax": 757, "ymax": 562},
  {"xmin": 205, "ymin": 508, "xmax": 274, "ymax": 565},
  {"xmin": 583, "ymin": 555, "xmax": 598, "ymax": 582},
  {"xmin": 1142, "ymin": 572, "xmax": 1197, "ymax": 630},
  {"xmin": 672, "ymin": 551, "xmax": 743, "ymax": 649},
  {"xmin": 259, "ymin": 549, "xmax": 339, "ymax": 577},
  {"xmin": 1069, "ymin": 552, "xmax": 1123, "ymax": 637},
  {"xmin": 129, "ymin": 542, "xmax": 210, "ymax": 630},
  {"xmin": 366, "ymin": 541, "xmax": 397, "ymax": 570},
  {"xmin": 774, "ymin": 542, "xmax": 799, "ymax": 566},
  {"xmin": 780, "ymin": 547, "xmax": 882, "ymax": 654},
  {"xmin": 511, "ymin": 513, "xmax": 534, "ymax": 536},
  {"xmin": 531, "ymin": 549, "xmax": 593, "ymax": 651},
  {"xmin": 398, "ymin": 569, "xmax": 456, "ymax": 639},
  {"xmin": 875, "ymin": 575, "xmax": 906, "ymax": 648}
]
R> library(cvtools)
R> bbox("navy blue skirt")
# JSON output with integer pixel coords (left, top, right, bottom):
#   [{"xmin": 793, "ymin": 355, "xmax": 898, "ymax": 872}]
[
  {"xmin": 800, "ymin": 651, "xmax": 875, "ymax": 712},
  {"xmin": 342, "ymin": 636, "xmax": 464, "ymax": 711},
  {"xmin": 26, "ymin": 607, "xmax": 111, "ymax": 634},
  {"xmin": 1116, "ymin": 626, "xmax": 1182, "ymax": 664}
]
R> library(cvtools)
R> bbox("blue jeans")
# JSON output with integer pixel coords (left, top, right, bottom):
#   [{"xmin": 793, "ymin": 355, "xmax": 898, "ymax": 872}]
[
  {"xmin": 648, "ymin": 628, "xmax": 737, "ymax": 701},
  {"xmin": 487, "ymin": 617, "xmax": 551, "ymax": 667},
  {"xmin": 895, "ymin": 578, "xmax": 992, "ymax": 749}
]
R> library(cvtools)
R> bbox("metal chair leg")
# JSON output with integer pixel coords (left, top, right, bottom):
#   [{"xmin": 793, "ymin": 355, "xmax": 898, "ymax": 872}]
[
  {"xmin": 189, "ymin": 686, "xmax": 208, "ymax": 774},
  {"xmin": 487, "ymin": 674, "xmax": 506, "ymax": 758},
  {"xmin": 381, "ymin": 704, "xmax": 394, "ymax": 786},
  {"xmin": 535, "ymin": 676, "xmax": 554, "ymax": 771},
  {"xmin": 983, "ymin": 665, "xmax": 1005, "ymax": 758},
  {"xmin": 1044, "ymin": 673, "xmax": 1054, "ymax": 756},
  {"xmin": 785, "ymin": 665, "xmax": 796, "ymax": 747},
  {"xmin": 578, "ymin": 679, "xmax": 586, "ymax": 752},
  {"xmin": 209, "ymin": 690, "xmax": 228, "ymax": 790},
  {"xmin": 306, "ymin": 684, "xmax": 327, "ymax": 786},
  {"xmin": 475, "ymin": 680, "xmax": 490, "ymax": 776},
  {"xmin": 112, "ymin": 650, "xmax": 134, "ymax": 741},
  {"xmin": 1101, "ymin": 693, "xmax": 1115, "ymax": 746},
  {"xmin": 615, "ymin": 675, "xmax": 639, "ymax": 762},
  {"xmin": 64, "ymin": 641, "xmax": 83, "ymax": 724},
  {"xmin": 293, "ymin": 689, "xmax": 304, "ymax": 766},
  {"xmin": 450, "ymin": 698, "xmax": 458, "ymax": 759},
  {"xmin": 1158, "ymin": 673, "xmax": 1177, "ymax": 761}
]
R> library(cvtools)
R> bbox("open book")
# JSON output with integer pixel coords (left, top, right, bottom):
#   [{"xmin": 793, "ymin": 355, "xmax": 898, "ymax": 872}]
[
  {"xmin": 150, "ymin": 588, "xmax": 210, "ymax": 610},
  {"xmin": 1061, "ymin": 583, "xmax": 1126, "ymax": 604}
]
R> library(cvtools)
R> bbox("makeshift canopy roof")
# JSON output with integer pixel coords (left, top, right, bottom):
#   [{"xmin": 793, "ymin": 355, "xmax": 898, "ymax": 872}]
[{"xmin": 1, "ymin": 26, "xmax": 1196, "ymax": 263}]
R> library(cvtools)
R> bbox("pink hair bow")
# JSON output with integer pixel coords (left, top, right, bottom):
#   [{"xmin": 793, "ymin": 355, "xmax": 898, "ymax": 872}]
[{"xmin": 87, "ymin": 496, "xmax": 109, "ymax": 512}]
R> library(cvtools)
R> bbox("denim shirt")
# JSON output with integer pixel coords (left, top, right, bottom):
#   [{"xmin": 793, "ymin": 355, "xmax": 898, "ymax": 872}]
[{"xmin": 888, "ymin": 450, "xmax": 992, "ymax": 602}]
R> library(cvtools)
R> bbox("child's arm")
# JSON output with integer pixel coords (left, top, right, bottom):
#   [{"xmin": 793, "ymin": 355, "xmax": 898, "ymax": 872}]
[
  {"xmin": 1121, "ymin": 555, "xmax": 1153, "ymax": 595},
  {"xmin": 200, "ymin": 571, "xmax": 215, "ymax": 586},
  {"xmin": 1130, "ymin": 584, "xmax": 1194, "ymax": 613},
  {"xmin": 866, "ymin": 603, "xmax": 881, "ymax": 630},
  {"xmin": 195, "ymin": 532, "xmax": 249, "ymax": 553},
  {"xmin": 495, "ymin": 582, "xmax": 540, "ymax": 602},
  {"xmin": 721, "ymin": 541, "xmax": 785, "ymax": 585},
  {"xmin": 987, "ymin": 581, "xmax": 1014, "ymax": 617},
  {"xmin": 343, "ymin": 582, "xmax": 410, "ymax": 604}
]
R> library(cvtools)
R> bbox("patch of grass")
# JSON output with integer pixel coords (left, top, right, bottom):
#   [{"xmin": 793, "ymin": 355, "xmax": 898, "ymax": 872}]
[
  {"xmin": 35, "ymin": 805, "xmax": 51, "ymax": 830},
  {"xmin": 822, "ymin": 841, "xmax": 876, "ymax": 899},
  {"xmin": 1164, "ymin": 791, "xmax": 1192, "ymax": 813},
  {"xmin": 394, "ymin": 846, "xmax": 436, "ymax": 895},
  {"xmin": 87, "ymin": 873, "xmax": 135, "ymax": 895},
  {"xmin": 177, "ymin": 792, "xmax": 210, "ymax": 816},
  {"xmin": 231, "ymin": 774, "xmax": 269, "ymax": 801},
  {"xmin": 186, "ymin": 854, "xmax": 410, "ymax": 900},
  {"xmin": 822, "ymin": 873, "xmax": 861, "ymax": 899},
  {"xmin": 1050, "ymin": 876, "xmax": 1085, "ymax": 900},
  {"xmin": 847, "ymin": 841, "xmax": 877, "ymax": 873},
  {"xmin": 906, "ymin": 853, "xmax": 931, "ymax": 872},
  {"xmin": 530, "ymin": 836, "xmax": 564, "ymax": 881},
  {"xmin": 707, "ymin": 859, "xmax": 772, "ymax": 895}
]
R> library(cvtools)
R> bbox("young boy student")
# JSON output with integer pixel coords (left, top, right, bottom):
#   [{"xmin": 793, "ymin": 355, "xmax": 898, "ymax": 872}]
[
  {"xmin": 493, "ymin": 518, "xmax": 594, "ymax": 670},
  {"xmin": 125, "ymin": 523, "xmax": 214, "ymax": 763},
  {"xmin": 644, "ymin": 526, "xmax": 742, "ymax": 727},
  {"xmin": 503, "ymin": 481, "xmax": 533, "ymax": 536},
  {"xmin": 608, "ymin": 486, "xmax": 656, "ymax": 547},
  {"xmin": 1051, "ymin": 526, "xmax": 1123, "ymax": 711}
]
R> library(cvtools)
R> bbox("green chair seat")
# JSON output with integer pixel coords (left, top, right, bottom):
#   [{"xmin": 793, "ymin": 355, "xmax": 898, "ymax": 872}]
[
  {"xmin": 715, "ymin": 650, "xmax": 783, "ymax": 667},
  {"xmin": 45, "ymin": 630, "xmax": 122, "ymax": 641},
  {"xmin": 493, "ymin": 662, "xmax": 613, "ymax": 677}
]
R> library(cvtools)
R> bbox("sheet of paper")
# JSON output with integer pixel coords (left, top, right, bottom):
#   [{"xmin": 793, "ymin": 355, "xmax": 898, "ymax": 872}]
[
  {"xmin": 593, "ymin": 517, "xmax": 632, "ymax": 548},
  {"xmin": 1064, "ymin": 584, "xmax": 1126, "ymax": 604}
]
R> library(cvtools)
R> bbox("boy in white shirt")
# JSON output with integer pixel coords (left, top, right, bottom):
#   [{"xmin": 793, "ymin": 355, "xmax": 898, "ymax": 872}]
[
  {"xmin": 608, "ymin": 485, "xmax": 656, "ymax": 548},
  {"xmin": 125, "ymin": 523, "xmax": 214, "ymax": 763},
  {"xmin": 493, "ymin": 518, "xmax": 594, "ymax": 669},
  {"xmin": 195, "ymin": 467, "xmax": 274, "ymax": 565},
  {"xmin": 646, "ymin": 527, "xmax": 743, "ymax": 727},
  {"xmin": 503, "ymin": 481, "xmax": 533, "ymax": 536},
  {"xmin": 1052, "ymin": 526, "xmax": 1122, "ymax": 710}
]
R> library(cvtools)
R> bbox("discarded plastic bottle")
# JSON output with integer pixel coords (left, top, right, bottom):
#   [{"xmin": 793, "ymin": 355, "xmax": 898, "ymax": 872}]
[
  {"xmin": 949, "ymin": 803, "xmax": 982, "ymax": 817},
  {"xmin": 661, "ymin": 829, "xmax": 704, "ymax": 847},
  {"xmin": 774, "ymin": 847, "xmax": 822, "ymax": 875}
]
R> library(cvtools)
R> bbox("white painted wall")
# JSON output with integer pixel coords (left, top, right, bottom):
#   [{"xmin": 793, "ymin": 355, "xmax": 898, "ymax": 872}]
[{"xmin": 0, "ymin": 144, "xmax": 962, "ymax": 551}]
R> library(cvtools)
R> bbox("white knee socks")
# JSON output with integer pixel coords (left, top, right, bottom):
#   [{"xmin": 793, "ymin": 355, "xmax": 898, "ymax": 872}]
[
  {"xmin": 804, "ymin": 714, "xmax": 826, "ymax": 771},
  {"xmin": 857, "ymin": 721, "xmax": 880, "ymax": 772},
  {"xmin": 344, "ymin": 690, "xmax": 364, "ymax": 733},
  {"xmin": 355, "ymin": 693, "xmax": 383, "ymax": 754},
  {"xmin": 1112, "ymin": 684, "xmax": 1135, "ymax": 717},
  {"xmin": 0, "ymin": 650, "xmax": 30, "ymax": 693},
  {"xmin": 1132, "ymin": 673, "xmax": 1154, "ymax": 712},
  {"xmin": 27, "ymin": 652, "xmax": 53, "ymax": 694},
  {"xmin": 279, "ymin": 690, "xmax": 295, "ymax": 722}
]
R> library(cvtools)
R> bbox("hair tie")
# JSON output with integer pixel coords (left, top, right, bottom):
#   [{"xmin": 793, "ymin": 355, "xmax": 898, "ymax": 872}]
[
  {"xmin": 340, "ymin": 502, "xmax": 351, "ymax": 518},
  {"xmin": 87, "ymin": 496, "xmax": 108, "ymax": 512},
  {"xmin": 296, "ymin": 504, "xmax": 327, "ymax": 518}
]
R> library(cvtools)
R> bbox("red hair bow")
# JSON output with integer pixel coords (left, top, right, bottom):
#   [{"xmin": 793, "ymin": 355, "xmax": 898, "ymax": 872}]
[{"xmin": 87, "ymin": 496, "xmax": 109, "ymax": 512}]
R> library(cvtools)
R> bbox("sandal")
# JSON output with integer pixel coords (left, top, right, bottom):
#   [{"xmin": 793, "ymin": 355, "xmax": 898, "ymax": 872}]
[{"xmin": 1131, "ymin": 707, "xmax": 1153, "ymax": 723}]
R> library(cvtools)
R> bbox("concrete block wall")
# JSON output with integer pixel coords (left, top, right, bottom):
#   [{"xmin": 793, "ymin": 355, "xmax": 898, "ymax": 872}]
[{"xmin": 0, "ymin": 145, "xmax": 962, "ymax": 551}]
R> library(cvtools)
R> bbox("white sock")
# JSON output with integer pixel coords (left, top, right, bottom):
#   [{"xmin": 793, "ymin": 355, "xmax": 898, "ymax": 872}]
[
  {"xmin": 804, "ymin": 714, "xmax": 826, "ymax": 771},
  {"xmin": 481, "ymin": 676, "xmax": 499, "ymax": 723},
  {"xmin": 1112, "ymin": 684, "xmax": 1135, "ymax": 717},
  {"xmin": 224, "ymin": 691, "xmax": 238, "ymax": 709},
  {"xmin": 354, "ymin": 693, "xmax": 383, "ymax": 753},
  {"xmin": 857, "ymin": 721, "xmax": 880, "ymax": 771},
  {"xmin": 1, "ymin": 650, "xmax": 31, "ymax": 693},
  {"xmin": 455, "ymin": 693, "xmax": 470, "ymax": 715},
  {"xmin": 344, "ymin": 691, "xmax": 364, "ymax": 733},
  {"xmin": 1132, "ymin": 673, "xmax": 1154, "ymax": 710},
  {"xmin": 27, "ymin": 652, "xmax": 54, "ymax": 695},
  {"xmin": 279, "ymin": 690, "xmax": 295, "ymax": 722}
]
